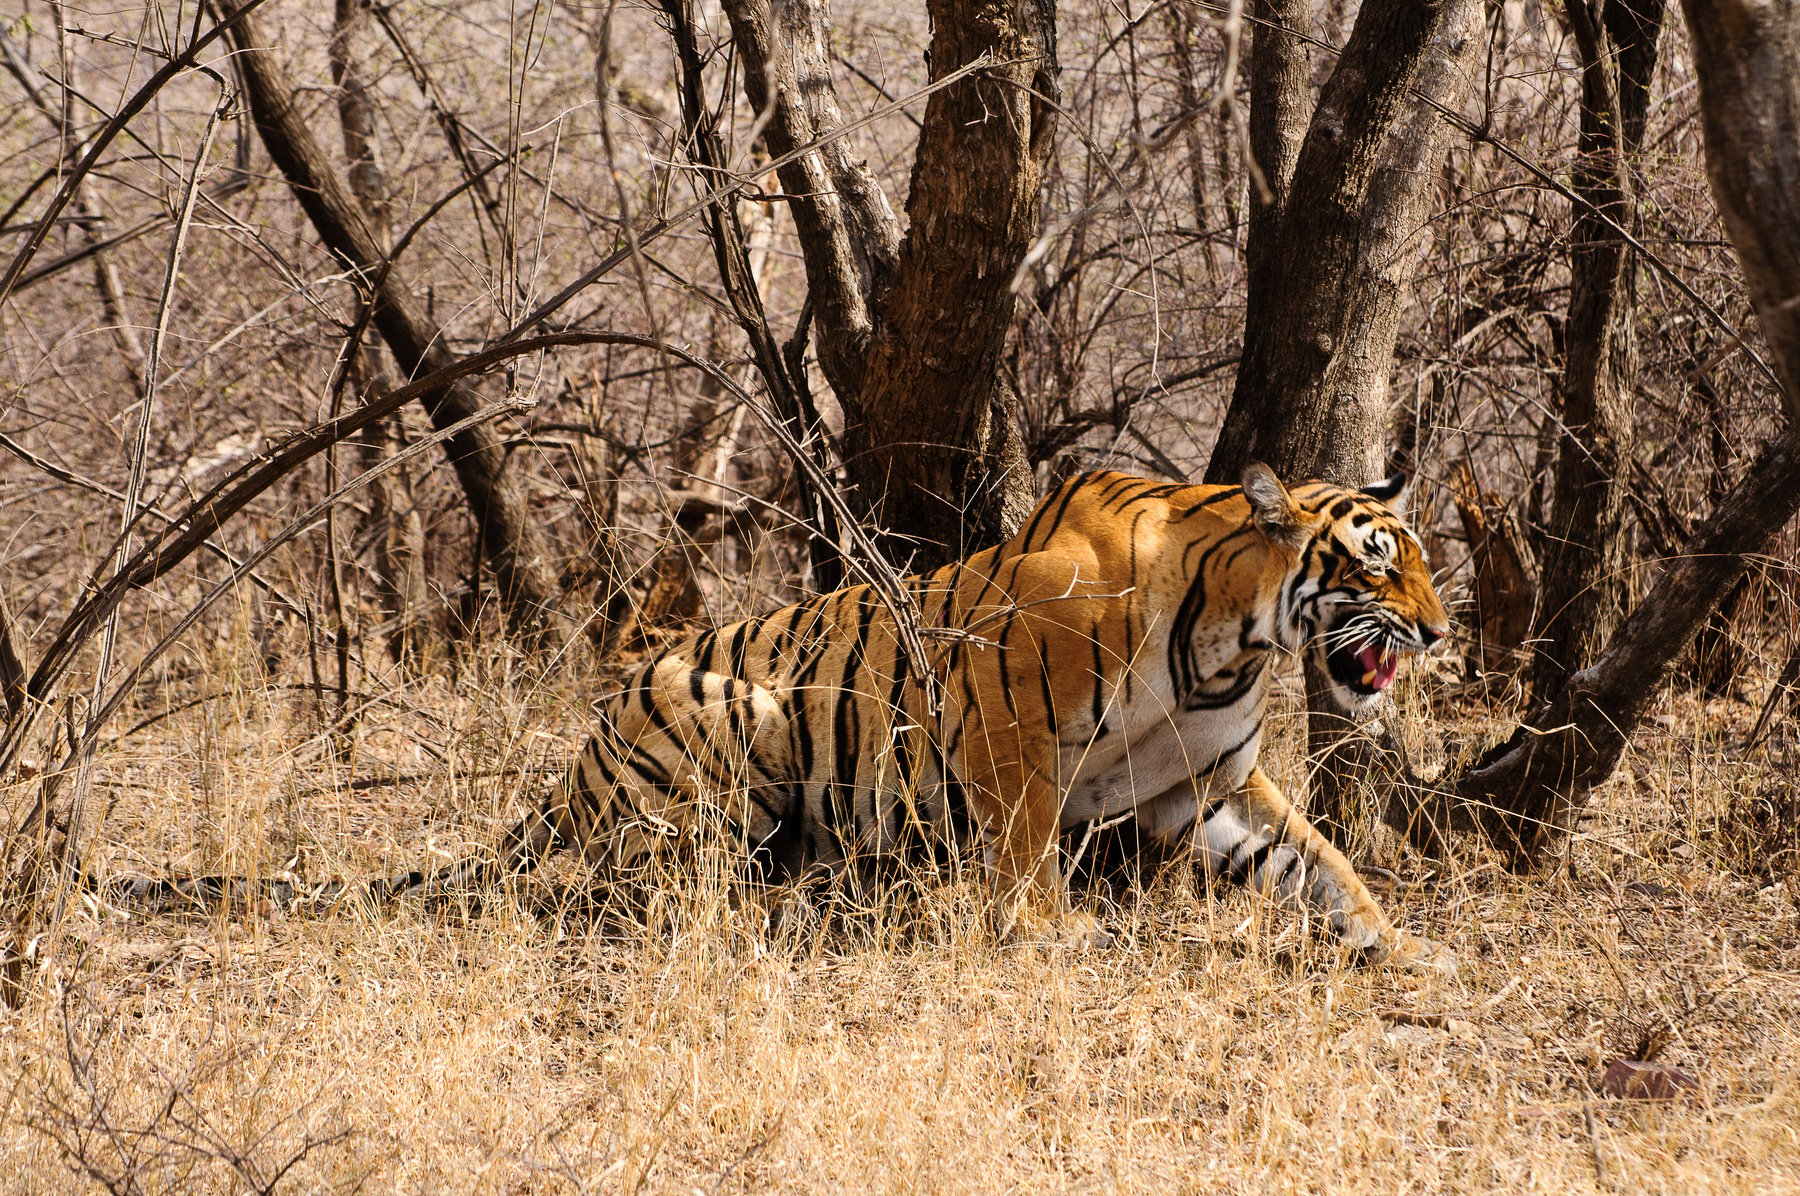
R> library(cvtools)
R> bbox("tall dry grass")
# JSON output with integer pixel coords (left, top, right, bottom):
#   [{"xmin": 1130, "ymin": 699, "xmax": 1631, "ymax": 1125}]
[{"xmin": 2, "ymin": 622, "xmax": 1796, "ymax": 1194}]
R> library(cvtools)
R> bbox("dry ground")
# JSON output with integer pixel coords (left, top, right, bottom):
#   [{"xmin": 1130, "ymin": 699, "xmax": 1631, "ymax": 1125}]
[{"xmin": 2, "ymin": 637, "xmax": 1797, "ymax": 1194}]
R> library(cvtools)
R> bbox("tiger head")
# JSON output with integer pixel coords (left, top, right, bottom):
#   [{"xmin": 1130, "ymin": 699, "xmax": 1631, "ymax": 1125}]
[{"xmin": 1242, "ymin": 463, "xmax": 1450, "ymax": 712}]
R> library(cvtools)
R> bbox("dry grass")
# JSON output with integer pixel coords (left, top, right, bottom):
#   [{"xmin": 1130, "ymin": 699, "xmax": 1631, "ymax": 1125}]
[{"xmin": 3, "ymin": 635, "xmax": 1797, "ymax": 1195}]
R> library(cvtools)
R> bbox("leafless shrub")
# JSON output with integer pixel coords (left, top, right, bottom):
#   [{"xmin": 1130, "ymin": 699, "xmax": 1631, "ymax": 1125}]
[{"xmin": 17, "ymin": 979, "xmax": 351, "ymax": 1193}]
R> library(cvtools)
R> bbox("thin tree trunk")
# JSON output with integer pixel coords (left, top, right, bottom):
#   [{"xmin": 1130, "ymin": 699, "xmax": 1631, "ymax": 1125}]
[
  {"xmin": 217, "ymin": 0, "xmax": 560, "ymax": 636},
  {"xmin": 0, "ymin": 592, "xmax": 23, "ymax": 721},
  {"xmin": 1529, "ymin": 0, "xmax": 1664, "ymax": 698},
  {"xmin": 1693, "ymin": 364, "xmax": 1749, "ymax": 695},
  {"xmin": 725, "ymin": 0, "xmax": 1055, "ymax": 568},
  {"xmin": 722, "ymin": 0, "xmax": 900, "ymax": 409},
  {"xmin": 330, "ymin": 0, "xmax": 434, "ymax": 668},
  {"xmin": 1164, "ymin": 5, "xmax": 1232, "ymax": 280},
  {"xmin": 1457, "ymin": 0, "xmax": 1800, "ymax": 866},
  {"xmin": 663, "ymin": 0, "xmax": 843, "ymax": 589}
]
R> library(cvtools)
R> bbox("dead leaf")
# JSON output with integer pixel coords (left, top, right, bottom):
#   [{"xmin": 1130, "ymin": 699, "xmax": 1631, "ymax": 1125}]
[{"xmin": 1601, "ymin": 1058, "xmax": 1700, "ymax": 1101}]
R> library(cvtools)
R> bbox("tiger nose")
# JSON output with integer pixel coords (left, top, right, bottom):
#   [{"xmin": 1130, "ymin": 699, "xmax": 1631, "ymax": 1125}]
[{"xmin": 1418, "ymin": 623, "xmax": 1446, "ymax": 649}]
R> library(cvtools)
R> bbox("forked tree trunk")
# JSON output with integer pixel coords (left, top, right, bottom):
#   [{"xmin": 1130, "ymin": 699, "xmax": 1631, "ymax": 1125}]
[
  {"xmin": 1200, "ymin": 0, "xmax": 1481, "ymax": 845},
  {"xmin": 1459, "ymin": 0, "xmax": 1800, "ymax": 866},
  {"xmin": 1203, "ymin": 0, "xmax": 1481, "ymax": 487},
  {"xmin": 217, "ymin": 0, "xmax": 560, "ymax": 637},
  {"xmin": 1529, "ymin": 0, "xmax": 1665, "ymax": 698},
  {"xmin": 724, "ymin": 0, "xmax": 1054, "ymax": 569}
]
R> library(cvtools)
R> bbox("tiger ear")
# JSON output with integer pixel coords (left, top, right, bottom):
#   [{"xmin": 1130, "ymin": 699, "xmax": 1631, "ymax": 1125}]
[
  {"xmin": 1242, "ymin": 463, "xmax": 1310, "ymax": 549},
  {"xmin": 1361, "ymin": 472, "xmax": 1408, "ymax": 508}
]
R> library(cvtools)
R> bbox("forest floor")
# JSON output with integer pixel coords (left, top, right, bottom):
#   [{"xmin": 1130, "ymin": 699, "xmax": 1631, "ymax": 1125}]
[{"xmin": 2, "ymin": 637, "xmax": 1797, "ymax": 1194}]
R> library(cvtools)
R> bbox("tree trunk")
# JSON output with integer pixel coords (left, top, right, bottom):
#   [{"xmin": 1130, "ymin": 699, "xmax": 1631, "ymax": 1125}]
[
  {"xmin": 725, "ymin": 0, "xmax": 1055, "ymax": 569},
  {"xmin": 1204, "ymin": 0, "xmax": 1479, "ymax": 486},
  {"xmin": 330, "ymin": 0, "xmax": 434, "ymax": 667},
  {"xmin": 1458, "ymin": 0, "xmax": 1800, "ymax": 866},
  {"xmin": 1529, "ymin": 0, "xmax": 1665, "ymax": 698},
  {"xmin": 1195, "ymin": 0, "xmax": 1481, "ymax": 843},
  {"xmin": 217, "ymin": 0, "xmax": 560, "ymax": 637},
  {"xmin": 1682, "ymin": 1, "xmax": 1800, "ymax": 425}
]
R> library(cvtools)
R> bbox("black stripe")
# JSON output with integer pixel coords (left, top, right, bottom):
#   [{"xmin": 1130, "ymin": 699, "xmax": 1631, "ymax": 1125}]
[
  {"xmin": 728, "ymin": 619, "xmax": 755, "ymax": 680},
  {"xmin": 1175, "ymin": 486, "xmax": 1244, "ymax": 519},
  {"xmin": 1089, "ymin": 620, "xmax": 1106, "ymax": 732},
  {"xmin": 1020, "ymin": 472, "xmax": 1088, "ymax": 551},
  {"xmin": 1192, "ymin": 723, "xmax": 1261, "ymax": 778},
  {"xmin": 1228, "ymin": 839, "xmax": 1276, "ymax": 885},
  {"xmin": 691, "ymin": 629, "xmax": 720, "ymax": 673}
]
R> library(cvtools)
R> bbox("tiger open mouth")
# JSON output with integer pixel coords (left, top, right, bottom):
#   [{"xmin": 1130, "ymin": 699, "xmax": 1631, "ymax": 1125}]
[{"xmin": 1324, "ymin": 634, "xmax": 1404, "ymax": 696}]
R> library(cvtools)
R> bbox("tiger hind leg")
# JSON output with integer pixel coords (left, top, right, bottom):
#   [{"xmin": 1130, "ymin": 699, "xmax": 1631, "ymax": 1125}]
[
  {"xmin": 386, "ymin": 656, "xmax": 795, "ymax": 911},
  {"xmin": 961, "ymin": 748, "xmax": 1111, "ymax": 950}
]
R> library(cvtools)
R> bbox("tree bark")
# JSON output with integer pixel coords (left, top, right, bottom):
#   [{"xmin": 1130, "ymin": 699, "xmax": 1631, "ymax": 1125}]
[
  {"xmin": 725, "ymin": 0, "xmax": 1055, "ymax": 568},
  {"xmin": 1306, "ymin": 0, "xmax": 1485, "ymax": 843},
  {"xmin": 723, "ymin": 0, "xmax": 900, "ymax": 407},
  {"xmin": 1205, "ymin": 0, "xmax": 1479, "ymax": 486},
  {"xmin": 1193, "ymin": 0, "xmax": 1482, "ymax": 843},
  {"xmin": 1529, "ymin": 0, "xmax": 1665, "ymax": 697},
  {"xmin": 1458, "ymin": 0, "xmax": 1800, "ymax": 866},
  {"xmin": 1242, "ymin": 0, "xmax": 1310, "ymax": 311},
  {"xmin": 217, "ymin": 0, "xmax": 560, "ymax": 636},
  {"xmin": 330, "ymin": 0, "xmax": 434, "ymax": 667},
  {"xmin": 1682, "ymin": 0, "xmax": 1800, "ymax": 424}
]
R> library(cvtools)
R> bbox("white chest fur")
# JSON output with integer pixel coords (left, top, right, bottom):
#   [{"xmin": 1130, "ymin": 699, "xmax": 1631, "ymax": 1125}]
[{"xmin": 1056, "ymin": 645, "xmax": 1271, "ymax": 829}]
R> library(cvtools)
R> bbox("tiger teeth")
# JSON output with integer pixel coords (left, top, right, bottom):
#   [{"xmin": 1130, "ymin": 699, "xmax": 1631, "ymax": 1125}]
[{"xmin": 1362, "ymin": 669, "xmax": 1378, "ymax": 686}]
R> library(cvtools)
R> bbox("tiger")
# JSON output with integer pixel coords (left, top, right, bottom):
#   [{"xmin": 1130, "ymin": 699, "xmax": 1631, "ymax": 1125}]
[{"xmin": 411, "ymin": 463, "xmax": 1455, "ymax": 970}]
